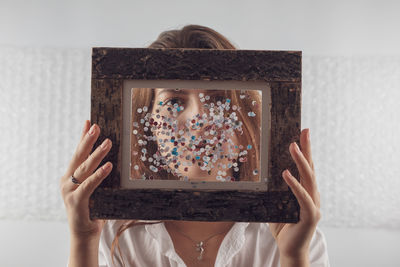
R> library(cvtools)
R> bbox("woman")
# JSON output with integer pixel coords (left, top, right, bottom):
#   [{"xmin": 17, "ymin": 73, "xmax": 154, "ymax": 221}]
[{"xmin": 60, "ymin": 24, "xmax": 329, "ymax": 267}]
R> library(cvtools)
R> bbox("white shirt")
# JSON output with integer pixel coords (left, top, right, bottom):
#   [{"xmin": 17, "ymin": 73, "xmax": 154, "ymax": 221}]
[{"xmin": 97, "ymin": 220, "xmax": 330, "ymax": 267}]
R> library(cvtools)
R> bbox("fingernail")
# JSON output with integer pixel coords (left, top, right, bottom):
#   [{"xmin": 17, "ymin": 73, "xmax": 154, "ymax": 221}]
[
  {"xmin": 88, "ymin": 124, "xmax": 96, "ymax": 136},
  {"xmin": 282, "ymin": 169, "xmax": 291, "ymax": 179},
  {"xmin": 307, "ymin": 129, "xmax": 310, "ymax": 141},
  {"xmin": 293, "ymin": 142, "xmax": 300, "ymax": 153},
  {"xmin": 101, "ymin": 139, "xmax": 110, "ymax": 150},
  {"xmin": 102, "ymin": 162, "xmax": 112, "ymax": 171}
]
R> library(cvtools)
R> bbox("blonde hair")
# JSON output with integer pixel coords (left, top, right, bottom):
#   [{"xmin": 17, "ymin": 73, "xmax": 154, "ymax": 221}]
[{"xmin": 111, "ymin": 24, "xmax": 261, "ymax": 266}]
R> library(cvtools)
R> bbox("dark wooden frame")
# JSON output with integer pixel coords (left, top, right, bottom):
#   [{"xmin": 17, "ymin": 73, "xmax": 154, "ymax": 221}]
[{"xmin": 89, "ymin": 47, "xmax": 301, "ymax": 222}]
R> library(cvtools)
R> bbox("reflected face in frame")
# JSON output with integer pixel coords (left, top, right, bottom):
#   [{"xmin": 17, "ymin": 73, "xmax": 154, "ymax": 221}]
[{"xmin": 150, "ymin": 88, "xmax": 243, "ymax": 181}]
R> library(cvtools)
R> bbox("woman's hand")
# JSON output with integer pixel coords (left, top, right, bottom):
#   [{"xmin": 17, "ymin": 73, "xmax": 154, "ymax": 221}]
[
  {"xmin": 269, "ymin": 128, "xmax": 321, "ymax": 266},
  {"xmin": 59, "ymin": 120, "xmax": 113, "ymax": 241}
]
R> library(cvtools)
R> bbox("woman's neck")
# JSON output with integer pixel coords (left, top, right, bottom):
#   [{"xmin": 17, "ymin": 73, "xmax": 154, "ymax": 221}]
[{"xmin": 164, "ymin": 220, "xmax": 235, "ymax": 241}]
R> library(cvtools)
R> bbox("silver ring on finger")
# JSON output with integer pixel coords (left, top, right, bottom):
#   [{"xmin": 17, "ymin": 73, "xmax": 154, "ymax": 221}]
[{"xmin": 71, "ymin": 174, "xmax": 81, "ymax": 185}]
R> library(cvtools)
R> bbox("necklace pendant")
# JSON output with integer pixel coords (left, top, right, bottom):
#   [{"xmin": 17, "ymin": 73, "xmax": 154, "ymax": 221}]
[
  {"xmin": 196, "ymin": 241, "xmax": 204, "ymax": 250},
  {"xmin": 196, "ymin": 241, "xmax": 204, "ymax": 260}
]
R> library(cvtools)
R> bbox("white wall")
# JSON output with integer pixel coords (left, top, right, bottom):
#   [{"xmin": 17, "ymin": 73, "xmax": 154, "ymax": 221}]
[
  {"xmin": 1, "ymin": 0, "xmax": 400, "ymax": 56},
  {"xmin": 1, "ymin": 0, "xmax": 399, "ymax": 266}
]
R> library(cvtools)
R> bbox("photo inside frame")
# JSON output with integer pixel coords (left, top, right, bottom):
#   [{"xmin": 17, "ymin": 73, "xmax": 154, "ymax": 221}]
[{"xmin": 130, "ymin": 88, "xmax": 262, "ymax": 183}]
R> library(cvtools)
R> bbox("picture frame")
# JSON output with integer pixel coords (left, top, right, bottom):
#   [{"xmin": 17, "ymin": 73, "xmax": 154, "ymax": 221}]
[{"xmin": 89, "ymin": 47, "xmax": 301, "ymax": 222}]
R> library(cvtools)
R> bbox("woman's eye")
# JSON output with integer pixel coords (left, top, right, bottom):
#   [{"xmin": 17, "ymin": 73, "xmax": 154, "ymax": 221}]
[{"xmin": 165, "ymin": 98, "xmax": 183, "ymax": 106}]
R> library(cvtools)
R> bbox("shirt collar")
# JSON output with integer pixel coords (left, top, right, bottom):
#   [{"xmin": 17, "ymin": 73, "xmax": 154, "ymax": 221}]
[
  {"xmin": 215, "ymin": 222, "xmax": 249, "ymax": 266},
  {"xmin": 145, "ymin": 222, "xmax": 186, "ymax": 265}
]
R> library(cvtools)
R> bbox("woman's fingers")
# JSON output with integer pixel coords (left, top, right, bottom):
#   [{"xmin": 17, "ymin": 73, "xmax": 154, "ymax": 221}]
[
  {"xmin": 79, "ymin": 120, "xmax": 90, "ymax": 143},
  {"xmin": 75, "ymin": 162, "xmax": 113, "ymax": 199},
  {"xmin": 282, "ymin": 169, "xmax": 320, "ymax": 224},
  {"xmin": 299, "ymin": 128, "xmax": 314, "ymax": 172},
  {"xmin": 288, "ymin": 129, "xmax": 320, "ymax": 209},
  {"xmin": 62, "ymin": 121, "xmax": 112, "ymax": 193},
  {"xmin": 300, "ymin": 129, "xmax": 320, "ymax": 209},
  {"xmin": 67, "ymin": 122, "xmax": 100, "ymax": 176},
  {"xmin": 73, "ymin": 137, "xmax": 112, "ymax": 182},
  {"xmin": 289, "ymin": 142, "xmax": 314, "ymax": 190},
  {"xmin": 76, "ymin": 123, "xmax": 100, "ymax": 161}
]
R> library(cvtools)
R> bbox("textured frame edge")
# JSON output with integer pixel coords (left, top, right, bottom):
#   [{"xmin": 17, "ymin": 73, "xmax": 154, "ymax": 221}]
[{"xmin": 89, "ymin": 47, "xmax": 301, "ymax": 222}]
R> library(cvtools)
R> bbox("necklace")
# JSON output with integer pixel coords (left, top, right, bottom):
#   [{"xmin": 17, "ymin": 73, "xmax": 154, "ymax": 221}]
[{"xmin": 167, "ymin": 222, "xmax": 232, "ymax": 261}]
